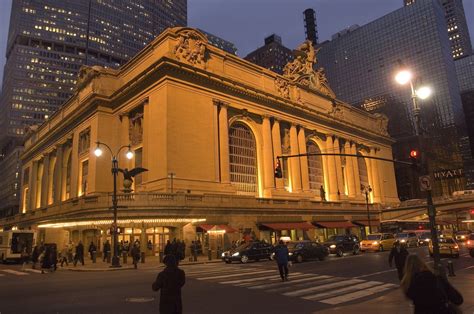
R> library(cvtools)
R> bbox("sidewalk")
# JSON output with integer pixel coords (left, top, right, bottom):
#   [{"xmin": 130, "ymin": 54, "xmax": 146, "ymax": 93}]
[
  {"xmin": 60, "ymin": 254, "xmax": 222, "ymax": 272},
  {"xmin": 316, "ymin": 268, "xmax": 474, "ymax": 314}
]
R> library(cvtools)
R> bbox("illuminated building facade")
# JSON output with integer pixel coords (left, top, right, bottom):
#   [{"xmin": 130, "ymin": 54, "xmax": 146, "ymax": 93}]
[
  {"xmin": 318, "ymin": 0, "xmax": 470, "ymax": 198},
  {"xmin": 0, "ymin": 28, "xmax": 399, "ymax": 255},
  {"xmin": 0, "ymin": 0, "xmax": 187, "ymax": 217}
]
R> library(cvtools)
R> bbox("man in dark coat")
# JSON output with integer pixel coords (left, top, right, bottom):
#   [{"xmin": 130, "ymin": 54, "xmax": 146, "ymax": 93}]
[
  {"xmin": 164, "ymin": 240, "xmax": 172, "ymax": 255},
  {"xmin": 152, "ymin": 254, "xmax": 186, "ymax": 314},
  {"xmin": 131, "ymin": 243, "xmax": 141, "ymax": 269},
  {"xmin": 88, "ymin": 241, "xmax": 97, "ymax": 260},
  {"xmin": 274, "ymin": 240, "xmax": 290, "ymax": 281},
  {"xmin": 74, "ymin": 241, "xmax": 85, "ymax": 266},
  {"xmin": 103, "ymin": 240, "xmax": 111, "ymax": 262},
  {"xmin": 389, "ymin": 240, "xmax": 409, "ymax": 280}
]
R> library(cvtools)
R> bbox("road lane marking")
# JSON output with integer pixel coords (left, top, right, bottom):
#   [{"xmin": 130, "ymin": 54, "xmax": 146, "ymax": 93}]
[
  {"xmin": 220, "ymin": 272, "xmax": 304, "ymax": 284},
  {"xmin": 283, "ymin": 279, "xmax": 364, "ymax": 297},
  {"xmin": 236, "ymin": 273, "xmax": 309, "ymax": 287},
  {"xmin": 1, "ymin": 269, "xmax": 29, "ymax": 276},
  {"xmin": 197, "ymin": 269, "xmax": 275, "ymax": 280},
  {"xmin": 319, "ymin": 283, "xmax": 396, "ymax": 304},
  {"xmin": 302, "ymin": 281, "xmax": 385, "ymax": 301},
  {"xmin": 265, "ymin": 276, "xmax": 334, "ymax": 292},
  {"xmin": 186, "ymin": 268, "xmax": 257, "ymax": 276},
  {"xmin": 354, "ymin": 269, "xmax": 397, "ymax": 278},
  {"xmin": 23, "ymin": 269, "xmax": 43, "ymax": 274}
]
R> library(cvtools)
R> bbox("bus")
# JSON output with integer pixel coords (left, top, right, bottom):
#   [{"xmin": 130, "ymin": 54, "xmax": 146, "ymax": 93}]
[
  {"xmin": 380, "ymin": 220, "xmax": 430, "ymax": 234},
  {"xmin": 0, "ymin": 230, "xmax": 35, "ymax": 263}
]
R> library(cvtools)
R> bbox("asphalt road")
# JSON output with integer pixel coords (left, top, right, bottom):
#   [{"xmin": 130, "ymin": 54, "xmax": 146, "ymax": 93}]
[{"xmin": 0, "ymin": 246, "xmax": 472, "ymax": 314}]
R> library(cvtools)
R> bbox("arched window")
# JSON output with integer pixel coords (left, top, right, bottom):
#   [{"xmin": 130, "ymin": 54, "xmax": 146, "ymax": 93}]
[
  {"xmin": 307, "ymin": 141, "xmax": 324, "ymax": 190},
  {"xmin": 228, "ymin": 122, "xmax": 257, "ymax": 194},
  {"xmin": 357, "ymin": 152, "xmax": 369, "ymax": 190}
]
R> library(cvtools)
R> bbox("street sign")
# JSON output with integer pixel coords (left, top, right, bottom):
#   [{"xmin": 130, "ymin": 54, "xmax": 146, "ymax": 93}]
[{"xmin": 419, "ymin": 175, "xmax": 432, "ymax": 191}]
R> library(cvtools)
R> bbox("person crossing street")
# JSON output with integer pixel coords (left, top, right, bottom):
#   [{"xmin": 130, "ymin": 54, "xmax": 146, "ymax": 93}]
[
  {"xmin": 274, "ymin": 240, "xmax": 290, "ymax": 282},
  {"xmin": 389, "ymin": 240, "xmax": 409, "ymax": 280}
]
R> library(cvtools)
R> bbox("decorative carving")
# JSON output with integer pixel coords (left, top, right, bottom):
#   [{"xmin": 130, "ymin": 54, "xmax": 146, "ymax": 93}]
[
  {"xmin": 328, "ymin": 101, "xmax": 344, "ymax": 120},
  {"xmin": 173, "ymin": 30, "xmax": 208, "ymax": 67},
  {"xmin": 373, "ymin": 113, "xmax": 389, "ymax": 136},
  {"xmin": 129, "ymin": 108, "xmax": 144, "ymax": 146},
  {"xmin": 76, "ymin": 65, "xmax": 103, "ymax": 91},
  {"xmin": 78, "ymin": 127, "xmax": 91, "ymax": 155},
  {"xmin": 275, "ymin": 77, "xmax": 290, "ymax": 99},
  {"xmin": 283, "ymin": 40, "xmax": 336, "ymax": 98},
  {"xmin": 282, "ymin": 128, "xmax": 291, "ymax": 154}
]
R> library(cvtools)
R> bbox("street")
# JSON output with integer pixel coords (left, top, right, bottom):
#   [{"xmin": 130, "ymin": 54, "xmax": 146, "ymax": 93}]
[{"xmin": 0, "ymin": 246, "xmax": 473, "ymax": 314}]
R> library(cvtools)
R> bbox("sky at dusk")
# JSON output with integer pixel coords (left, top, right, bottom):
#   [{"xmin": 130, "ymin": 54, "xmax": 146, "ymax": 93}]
[{"xmin": 0, "ymin": 0, "xmax": 473, "ymax": 84}]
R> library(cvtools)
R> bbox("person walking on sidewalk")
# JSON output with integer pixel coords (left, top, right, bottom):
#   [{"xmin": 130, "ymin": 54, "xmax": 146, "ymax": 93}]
[
  {"xmin": 152, "ymin": 255, "xmax": 186, "ymax": 314},
  {"xmin": 31, "ymin": 245, "xmax": 40, "ymax": 269},
  {"xmin": 74, "ymin": 241, "xmax": 85, "ymax": 266},
  {"xmin": 88, "ymin": 241, "xmax": 97, "ymax": 261},
  {"xmin": 59, "ymin": 245, "xmax": 69, "ymax": 267},
  {"xmin": 20, "ymin": 246, "xmax": 30, "ymax": 270},
  {"xmin": 401, "ymin": 254, "xmax": 463, "ymax": 314},
  {"xmin": 389, "ymin": 240, "xmax": 409, "ymax": 280},
  {"xmin": 131, "ymin": 242, "xmax": 141, "ymax": 269},
  {"xmin": 274, "ymin": 240, "xmax": 290, "ymax": 282},
  {"xmin": 103, "ymin": 240, "xmax": 111, "ymax": 262}
]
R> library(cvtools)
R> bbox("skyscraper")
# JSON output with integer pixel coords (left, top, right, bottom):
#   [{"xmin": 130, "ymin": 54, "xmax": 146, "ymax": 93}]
[
  {"xmin": 303, "ymin": 8, "xmax": 318, "ymax": 46},
  {"xmin": 318, "ymin": 0, "xmax": 470, "ymax": 198},
  {"xmin": 404, "ymin": 0, "xmax": 472, "ymax": 60},
  {"xmin": 244, "ymin": 34, "xmax": 294, "ymax": 75},
  {"xmin": 0, "ymin": 0, "xmax": 187, "ymax": 217}
]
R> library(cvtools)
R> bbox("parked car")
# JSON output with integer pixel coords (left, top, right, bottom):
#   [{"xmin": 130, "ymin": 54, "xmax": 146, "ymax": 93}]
[
  {"xmin": 323, "ymin": 235, "xmax": 360, "ymax": 257},
  {"xmin": 454, "ymin": 230, "xmax": 472, "ymax": 242},
  {"xmin": 429, "ymin": 237, "xmax": 459, "ymax": 258},
  {"xmin": 360, "ymin": 233, "xmax": 396, "ymax": 252},
  {"xmin": 221, "ymin": 241, "xmax": 273, "ymax": 264},
  {"xmin": 467, "ymin": 233, "xmax": 474, "ymax": 257},
  {"xmin": 286, "ymin": 241, "xmax": 329, "ymax": 263},
  {"xmin": 418, "ymin": 232, "xmax": 432, "ymax": 246},
  {"xmin": 395, "ymin": 232, "xmax": 418, "ymax": 247}
]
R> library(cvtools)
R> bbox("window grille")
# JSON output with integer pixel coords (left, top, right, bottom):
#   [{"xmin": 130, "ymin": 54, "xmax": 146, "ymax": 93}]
[
  {"xmin": 307, "ymin": 142, "xmax": 323, "ymax": 190},
  {"xmin": 229, "ymin": 123, "xmax": 257, "ymax": 194}
]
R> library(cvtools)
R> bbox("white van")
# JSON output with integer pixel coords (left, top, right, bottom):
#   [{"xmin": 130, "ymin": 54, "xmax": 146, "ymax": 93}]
[{"xmin": 0, "ymin": 230, "xmax": 36, "ymax": 263}]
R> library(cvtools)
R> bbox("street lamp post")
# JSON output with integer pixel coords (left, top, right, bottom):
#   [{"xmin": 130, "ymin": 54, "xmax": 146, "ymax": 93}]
[
  {"xmin": 94, "ymin": 141, "xmax": 134, "ymax": 268},
  {"xmin": 361, "ymin": 184, "xmax": 373, "ymax": 235},
  {"xmin": 395, "ymin": 68, "xmax": 442, "ymax": 271}
]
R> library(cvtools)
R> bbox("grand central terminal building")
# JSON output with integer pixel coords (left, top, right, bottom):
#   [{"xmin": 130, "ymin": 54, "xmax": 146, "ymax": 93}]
[{"xmin": 0, "ymin": 28, "xmax": 399, "ymax": 255}]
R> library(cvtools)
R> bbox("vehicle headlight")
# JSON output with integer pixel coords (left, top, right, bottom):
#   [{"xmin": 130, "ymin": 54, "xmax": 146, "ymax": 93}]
[
  {"xmin": 461, "ymin": 236, "xmax": 465, "ymax": 239},
  {"xmin": 232, "ymin": 252, "xmax": 239, "ymax": 257},
  {"xmin": 425, "ymin": 239, "xmax": 430, "ymax": 242},
  {"xmin": 373, "ymin": 241, "xmax": 379, "ymax": 245},
  {"xmin": 221, "ymin": 252, "xmax": 226, "ymax": 257},
  {"xmin": 288, "ymin": 252, "xmax": 293, "ymax": 256},
  {"xmin": 330, "ymin": 244, "xmax": 336, "ymax": 249},
  {"xmin": 400, "ymin": 239, "xmax": 406, "ymax": 242},
  {"xmin": 454, "ymin": 245, "xmax": 459, "ymax": 249}
]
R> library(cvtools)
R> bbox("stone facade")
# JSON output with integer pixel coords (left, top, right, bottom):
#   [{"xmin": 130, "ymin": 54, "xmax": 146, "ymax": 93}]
[{"xmin": 0, "ymin": 28, "xmax": 399, "ymax": 256}]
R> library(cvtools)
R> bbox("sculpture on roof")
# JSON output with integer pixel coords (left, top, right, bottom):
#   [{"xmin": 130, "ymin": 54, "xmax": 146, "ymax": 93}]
[{"xmin": 173, "ymin": 29, "xmax": 208, "ymax": 67}]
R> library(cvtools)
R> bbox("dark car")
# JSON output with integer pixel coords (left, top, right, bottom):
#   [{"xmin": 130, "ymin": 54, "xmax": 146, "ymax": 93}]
[
  {"xmin": 221, "ymin": 241, "xmax": 273, "ymax": 264},
  {"xmin": 323, "ymin": 235, "xmax": 360, "ymax": 257},
  {"xmin": 418, "ymin": 232, "xmax": 432, "ymax": 246},
  {"xmin": 287, "ymin": 241, "xmax": 329, "ymax": 263}
]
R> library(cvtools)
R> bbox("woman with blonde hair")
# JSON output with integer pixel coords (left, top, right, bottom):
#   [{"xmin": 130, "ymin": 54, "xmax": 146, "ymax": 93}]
[{"xmin": 401, "ymin": 254, "xmax": 463, "ymax": 313}]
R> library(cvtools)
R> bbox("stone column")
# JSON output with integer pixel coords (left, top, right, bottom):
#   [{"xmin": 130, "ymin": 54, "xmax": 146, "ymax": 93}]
[
  {"xmin": 333, "ymin": 137, "xmax": 344, "ymax": 196},
  {"xmin": 272, "ymin": 119, "xmax": 284, "ymax": 190},
  {"xmin": 70, "ymin": 134, "xmax": 79, "ymax": 198},
  {"xmin": 289, "ymin": 124, "xmax": 301, "ymax": 192},
  {"xmin": 345, "ymin": 141, "xmax": 356, "ymax": 197},
  {"xmin": 54, "ymin": 145, "xmax": 63, "ymax": 205},
  {"xmin": 218, "ymin": 103, "xmax": 230, "ymax": 184},
  {"xmin": 30, "ymin": 160, "xmax": 38, "ymax": 209},
  {"xmin": 298, "ymin": 126, "xmax": 310, "ymax": 191},
  {"xmin": 41, "ymin": 154, "xmax": 50, "ymax": 207},
  {"xmin": 325, "ymin": 136, "xmax": 337, "ymax": 199},
  {"xmin": 370, "ymin": 148, "xmax": 382, "ymax": 203},
  {"xmin": 262, "ymin": 115, "xmax": 275, "ymax": 195},
  {"xmin": 142, "ymin": 100, "xmax": 150, "ymax": 184},
  {"xmin": 351, "ymin": 142, "xmax": 361, "ymax": 198}
]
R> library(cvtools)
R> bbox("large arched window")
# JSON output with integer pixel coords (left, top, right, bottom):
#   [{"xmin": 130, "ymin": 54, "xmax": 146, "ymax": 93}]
[
  {"xmin": 357, "ymin": 152, "xmax": 369, "ymax": 189},
  {"xmin": 307, "ymin": 141, "xmax": 324, "ymax": 190},
  {"xmin": 228, "ymin": 122, "xmax": 257, "ymax": 194}
]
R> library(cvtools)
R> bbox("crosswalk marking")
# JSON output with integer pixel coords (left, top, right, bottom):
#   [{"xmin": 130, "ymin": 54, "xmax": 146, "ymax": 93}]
[
  {"xmin": 185, "ymin": 267, "xmax": 256, "ymax": 276},
  {"xmin": 197, "ymin": 269, "xmax": 275, "ymax": 280},
  {"xmin": 221, "ymin": 272, "xmax": 304, "ymax": 285},
  {"xmin": 320, "ymin": 283, "xmax": 396, "ymax": 305},
  {"xmin": 282, "ymin": 279, "xmax": 364, "ymax": 297},
  {"xmin": 237, "ymin": 273, "xmax": 310, "ymax": 287},
  {"xmin": 266, "ymin": 276, "xmax": 334, "ymax": 293},
  {"xmin": 302, "ymin": 281, "xmax": 383, "ymax": 301},
  {"xmin": 1, "ymin": 269, "xmax": 29, "ymax": 276},
  {"xmin": 23, "ymin": 269, "xmax": 43, "ymax": 274}
]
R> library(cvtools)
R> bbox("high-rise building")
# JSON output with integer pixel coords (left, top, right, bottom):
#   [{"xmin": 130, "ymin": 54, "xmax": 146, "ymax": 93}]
[
  {"xmin": 318, "ymin": 0, "xmax": 469, "ymax": 198},
  {"xmin": 404, "ymin": 0, "xmax": 472, "ymax": 60},
  {"xmin": 198, "ymin": 29, "xmax": 237, "ymax": 55},
  {"xmin": 244, "ymin": 34, "xmax": 294, "ymax": 75},
  {"xmin": 303, "ymin": 8, "xmax": 318, "ymax": 46},
  {"xmin": 0, "ymin": 0, "xmax": 187, "ymax": 217}
]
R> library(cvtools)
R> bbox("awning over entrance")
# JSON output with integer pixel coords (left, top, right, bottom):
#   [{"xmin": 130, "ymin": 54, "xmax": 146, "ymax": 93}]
[
  {"xmin": 313, "ymin": 221, "xmax": 356, "ymax": 228},
  {"xmin": 196, "ymin": 224, "xmax": 238, "ymax": 233},
  {"xmin": 352, "ymin": 220, "xmax": 380, "ymax": 227},
  {"xmin": 260, "ymin": 222, "xmax": 315, "ymax": 230}
]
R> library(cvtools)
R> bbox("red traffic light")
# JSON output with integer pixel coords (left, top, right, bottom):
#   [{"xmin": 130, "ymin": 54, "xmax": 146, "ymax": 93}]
[{"xmin": 410, "ymin": 150, "xmax": 419, "ymax": 158}]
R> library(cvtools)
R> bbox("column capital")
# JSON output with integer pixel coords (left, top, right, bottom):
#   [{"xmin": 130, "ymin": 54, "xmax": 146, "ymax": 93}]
[
  {"xmin": 262, "ymin": 114, "xmax": 272, "ymax": 120},
  {"xmin": 213, "ymin": 99, "xmax": 230, "ymax": 108}
]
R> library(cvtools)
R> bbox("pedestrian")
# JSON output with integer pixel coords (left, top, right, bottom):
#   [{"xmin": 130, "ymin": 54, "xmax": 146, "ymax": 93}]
[
  {"xmin": 103, "ymin": 240, "xmax": 111, "ymax": 262},
  {"xmin": 51, "ymin": 244, "xmax": 58, "ymax": 271},
  {"xmin": 31, "ymin": 245, "xmax": 40, "ymax": 269},
  {"xmin": 401, "ymin": 254, "xmax": 463, "ymax": 313},
  {"xmin": 152, "ymin": 254, "xmax": 186, "ymax": 314},
  {"xmin": 389, "ymin": 240, "xmax": 409, "ymax": 280},
  {"xmin": 60, "ymin": 245, "xmax": 69, "ymax": 267},
  {"xmin": 20, "ymin": 246, "xmax": 30, "ymax": 270},
  {"xmin": 73, "ymin": 241, "xmax": 85, "ymax": 266},
  {"xmin": 147, "ymin": 239, "xmax": 153, "ymax": 251},
  {"xmin": 88, "ymin": 241, "xmax": 97, "ymax": 261},
  {"xmin": 118, "ymin": 240, "xmax": 124, "ymax": 257},
  {"xmin": 190, "ymin": 241, "xmax": 198, "ymax": 262},
  {"xmin": 164, "ymin": 240, "xmax": 172, "ymax": 255},
  {"xmin": 41, "ymin": 245, "xmax": 52, "ymax": 274},
  {"xmin": 131, "ymin": 243, "xmax": 141, "ymax": 269},
  {"xmin": 274, "ymin": 240, "xmax": 290, "ymax": 282},
  {"xmin": 67, "ymin": 242, "xmax": 74, "ymax": 263}
]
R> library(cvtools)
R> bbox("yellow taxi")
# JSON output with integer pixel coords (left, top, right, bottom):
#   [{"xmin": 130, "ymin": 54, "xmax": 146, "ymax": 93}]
[
  {"xmin": 360, "ymin": 233, "xmax": 396, "ymax": 252},
  {"xmin": 429, "ymin": 237, "xmax": 459, "ymax": 258}
]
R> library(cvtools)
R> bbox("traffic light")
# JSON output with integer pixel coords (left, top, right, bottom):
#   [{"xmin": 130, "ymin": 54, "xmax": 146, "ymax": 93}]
[
  {"xmin": 274, "ymin": 159, "xmax": 282, "ymax": 178},
  {"xmin": 409, "ymin": 149, "xmax": 421, "ymax": 171}
]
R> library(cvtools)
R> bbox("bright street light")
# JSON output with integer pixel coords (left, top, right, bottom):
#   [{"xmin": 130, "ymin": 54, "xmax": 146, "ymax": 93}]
[
  {"xmin": 94, "ymin": 146, "xmax": 103, "ymax": 157},
  {"xmin": 126, "ymin": 150, "xmax": 134, "ymax": 160},
  {"xmin": 395, "ymin": 70, "xmax": 412, "ymax": 85},
  {"xmin": 416, "ymin": 86, "xmax": 432, "ymax": 100}
]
